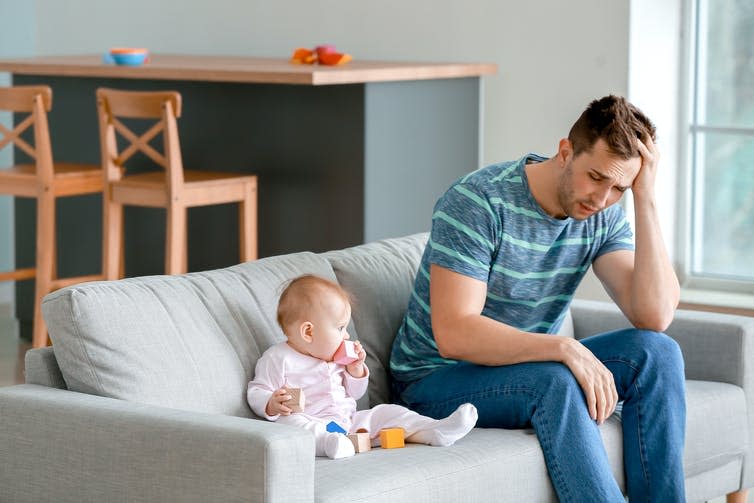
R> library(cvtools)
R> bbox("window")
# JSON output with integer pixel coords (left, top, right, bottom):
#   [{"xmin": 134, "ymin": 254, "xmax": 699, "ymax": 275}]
[{"xmin": 684, "ymin": 0, "xmax": 754, "ymax": 290}]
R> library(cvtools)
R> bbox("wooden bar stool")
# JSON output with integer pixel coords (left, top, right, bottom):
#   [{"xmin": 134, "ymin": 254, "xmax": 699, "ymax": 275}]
[
  {"xmin": 96, "ymin": 88, "xmax": 258, "ymax": 279},
  {"xmin": 0, "ymin": 85, "xmax": 103, "ymax": 348}
]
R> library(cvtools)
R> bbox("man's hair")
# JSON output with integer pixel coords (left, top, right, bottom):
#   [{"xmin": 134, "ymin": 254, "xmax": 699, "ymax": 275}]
[
  {"xmin": 276, "ymin": 274, "xmax": 352, "ymax": 331},
  {"xmin": 568, "ymin": 95, "xmax": 656, "ymax": 159}
]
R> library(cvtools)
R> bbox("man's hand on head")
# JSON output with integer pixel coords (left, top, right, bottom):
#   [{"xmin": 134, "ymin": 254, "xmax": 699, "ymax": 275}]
[{"xmin": 631, "ymin": 136, "xmax": 660, "ymax": 200}]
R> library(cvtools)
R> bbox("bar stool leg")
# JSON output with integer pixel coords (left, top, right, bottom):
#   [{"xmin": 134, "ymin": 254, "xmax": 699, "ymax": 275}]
[
  {"xmin": 165, "ymin": 204, "xmax": 187, "ymax": 275},
  {"xmin": 32, "ymin": 191, "xmax": 55, "ymax": 348},
  {"xmin": 103, "ymin": 198, "xmax": 123, "ymax": 280},
  {"xmin": 239, "ymin": 180, "xmax": 258, "ymax": 263}
]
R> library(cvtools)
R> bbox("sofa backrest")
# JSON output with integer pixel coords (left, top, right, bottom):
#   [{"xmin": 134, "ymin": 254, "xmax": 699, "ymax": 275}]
[
  {"xmin": 42, "ymin": 251, "xmax": 339, "ymax": 418},
  {"xmin": 324, "ymin": 233, "xmax": 428, "ymax": 406},
  {"xmin": 41, "ymin": 234, "xmax": 429, "ymax": 417}
]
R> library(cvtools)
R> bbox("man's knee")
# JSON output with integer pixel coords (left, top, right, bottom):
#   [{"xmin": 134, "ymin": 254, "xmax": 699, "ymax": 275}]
[
  {"xmin": 633, "ymin": 329, "xmax": 681, "ymax": 358},
  {"xmin": 619, "ymin": 328, "xmax": 685, "ymax": 377}
]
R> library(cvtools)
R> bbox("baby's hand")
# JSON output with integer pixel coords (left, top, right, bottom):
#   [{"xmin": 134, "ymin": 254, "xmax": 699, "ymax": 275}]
[
  {"xmin": 346, "ymin": 341, "xmax": 367, "ymax": 378},
  {"xmin": 265, "ymin": 387, "xmax": 293, "ymax": 417}
]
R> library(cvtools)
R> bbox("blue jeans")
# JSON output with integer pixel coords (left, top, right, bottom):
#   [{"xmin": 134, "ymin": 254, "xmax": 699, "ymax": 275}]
[{"xmin": 392, "ymin": 328, "xmax": 686, "ymax": 502}]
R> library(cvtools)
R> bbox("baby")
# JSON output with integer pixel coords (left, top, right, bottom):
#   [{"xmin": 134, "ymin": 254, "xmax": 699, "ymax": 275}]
[{"xmin": 247, "ymin": 274, "xmax": 478, "ymax": 459}]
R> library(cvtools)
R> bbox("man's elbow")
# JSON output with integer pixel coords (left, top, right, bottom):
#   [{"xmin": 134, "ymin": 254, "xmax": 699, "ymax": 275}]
[
  {"xmin": 632, "ymin": 309, "xmax": 675, "ymax": 333},
  {"xmin": 433, "ymin": 323, "xmax": 462, "ymax": 359},
  {"xmin": 629, "ymin": 292, "xmax": 679, "ymax": 332}
]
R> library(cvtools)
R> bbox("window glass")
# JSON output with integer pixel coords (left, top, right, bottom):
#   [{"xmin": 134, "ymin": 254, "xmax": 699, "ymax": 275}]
[
  {"xmin": 696, "ymin": 0, "xmax": 754, "ymax": 128},
  {"xmin": 692, "ymin": 132, "xmax": 754, "ymax": 278},
  {"xmin": 690, "ymin": 0, "xmax": 754, "ymax": 282}
]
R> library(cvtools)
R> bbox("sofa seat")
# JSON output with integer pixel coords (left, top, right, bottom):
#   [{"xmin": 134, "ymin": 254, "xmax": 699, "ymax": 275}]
[
  {"xmin": 313, "ymin": 380, "xmax": 745, "ymax": 502},
  {"xmin": 315, "ymin": 428, "xmax": 557, "ymax": 502}
]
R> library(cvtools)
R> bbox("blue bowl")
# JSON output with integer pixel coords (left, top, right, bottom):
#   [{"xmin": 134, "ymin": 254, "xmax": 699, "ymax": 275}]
[{"xmin": 110, "ymin": 51, "xmax": 148, "ymax": 66}]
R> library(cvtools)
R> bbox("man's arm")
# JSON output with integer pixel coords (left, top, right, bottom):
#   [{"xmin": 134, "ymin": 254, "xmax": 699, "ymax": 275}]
[
  {"xmin": 592, "ymin": 138, "xmax": 680, "ymax": 332},
  {"xmin": 430, "ymin": 264, "xmax": 618, "ymax": 424}
]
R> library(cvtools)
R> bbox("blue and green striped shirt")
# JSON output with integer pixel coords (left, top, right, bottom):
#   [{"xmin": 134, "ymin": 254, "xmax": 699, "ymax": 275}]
[{"xmin": 389, "ymin": 154, "xmax": 634, "ymax": 383}]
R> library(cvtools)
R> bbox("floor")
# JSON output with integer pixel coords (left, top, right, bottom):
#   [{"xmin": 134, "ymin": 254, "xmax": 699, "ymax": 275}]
[{"xmin": 0, "ymin": 306, "xmax": 29, "ymax": 387}]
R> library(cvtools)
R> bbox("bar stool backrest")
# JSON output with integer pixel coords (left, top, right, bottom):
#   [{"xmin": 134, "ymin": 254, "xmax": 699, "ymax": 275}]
[
  {"xmin": 96, "ymin": 88, "xmax": 184, "ymax": 194},
  {"xmin": 0, "ymin": 85, "xmax": 54, "ymax": 184}
]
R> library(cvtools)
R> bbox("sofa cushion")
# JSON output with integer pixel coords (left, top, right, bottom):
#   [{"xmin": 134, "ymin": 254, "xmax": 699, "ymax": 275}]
[
  {"xmin": 324, "ymin": 233, "xmax": 428, "ymax": 407},
  {"xmin": 559, "ymin": 309, "xmax": 574, "ymax": 338},
  {"xmin": 42, "ymin": 252, "xmax": 337, "ymax": 417},
  {"xmin": 314, "ymin": 421, "xmax": 623, "ymax": 502},
  {"xmin": 312, "ymin": 380, "xmax": 743, "ymax": 502},
  {"xmin": 684, "ymin": 379, "xmax": 747, "ymax": 477}
]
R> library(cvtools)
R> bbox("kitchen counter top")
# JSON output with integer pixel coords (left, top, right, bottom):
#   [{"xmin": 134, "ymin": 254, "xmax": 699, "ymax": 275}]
[{"xmin": 0, "ymin": 54, "xmax": 497, "ymax": 86}]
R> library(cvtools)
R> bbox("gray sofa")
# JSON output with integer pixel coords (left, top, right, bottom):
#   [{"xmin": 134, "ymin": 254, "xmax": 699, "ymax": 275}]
[{"xmin": 1, "ymin": 233, "xmax": 753, "ymax": 502}]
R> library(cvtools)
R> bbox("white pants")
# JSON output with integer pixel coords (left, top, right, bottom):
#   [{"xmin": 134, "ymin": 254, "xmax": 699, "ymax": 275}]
[{"xmin": 277, "ymin": 403, "xmax": 438, "ymax": 455}]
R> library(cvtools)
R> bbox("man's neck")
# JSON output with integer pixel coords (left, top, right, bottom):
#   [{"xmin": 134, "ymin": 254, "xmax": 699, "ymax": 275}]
[{"xmin": 524, "ymin": 157, "xmax": 566, "ymax": 219}]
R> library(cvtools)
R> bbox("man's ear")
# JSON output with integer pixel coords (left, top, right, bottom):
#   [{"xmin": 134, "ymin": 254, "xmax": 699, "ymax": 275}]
[
  {"xmin": 299, "ymin": 321, "xmax": 314, "ymax": 343},
  {"xmin": 557, "ymin": 138, "xmax": 573, "ymax": 167}
]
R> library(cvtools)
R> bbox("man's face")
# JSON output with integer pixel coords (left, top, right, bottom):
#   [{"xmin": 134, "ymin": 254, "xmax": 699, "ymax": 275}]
[{"xmin": 556, "ymin": 139, "xmax": 641, "ymax": 220}]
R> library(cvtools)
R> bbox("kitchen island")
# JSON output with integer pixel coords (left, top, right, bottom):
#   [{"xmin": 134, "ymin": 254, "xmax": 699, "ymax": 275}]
[{"xmin": 0, "ymin": 54, "xmax": 496, "ymax": 338}]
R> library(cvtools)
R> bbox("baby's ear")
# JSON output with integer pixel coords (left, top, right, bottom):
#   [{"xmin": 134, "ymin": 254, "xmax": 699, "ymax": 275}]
[{"xmin": 299, "ymin": 321, "xmax": 314, "ymax": 343}]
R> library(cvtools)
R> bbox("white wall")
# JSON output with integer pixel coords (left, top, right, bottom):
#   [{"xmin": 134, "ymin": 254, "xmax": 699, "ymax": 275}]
[
  {"xmin": 3, "ymin": 0, "xmax": 640, "ymax": 303},
  {"xmin": 576, "ymin": 0, "xmax": 684, "ymax": 304},
  {"xmin": 628, "ymin": 0, "xmax": 682, "ymax": 263},
  {"xmin": 0, "ymin": 1, "xmax": 35, "ymax": 308},
  {"xmin": 31, "ymin": 0, "xmax": 631, "ymax": 163}
]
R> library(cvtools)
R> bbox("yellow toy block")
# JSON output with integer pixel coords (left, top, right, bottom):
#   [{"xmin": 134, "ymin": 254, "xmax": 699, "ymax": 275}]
[{"xmin": 379, "ymin": 428, "xmax": 405, "ymax": 449}]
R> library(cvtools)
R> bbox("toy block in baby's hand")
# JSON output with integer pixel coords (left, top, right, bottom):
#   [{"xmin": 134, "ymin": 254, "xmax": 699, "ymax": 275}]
[
  {"xmin": 379, "ymin": 428, "xmax": 405, "ymax": 449},
  {"xmin": 284, "ymin": 388, "xmax": 305, "ymax": 413},
  {"xmin": 333, "ymin": 340, "xmax": 359, "ymax": 365},
  {"xmin": 348, "ymin": 428, "xmax": 371, "ymax": 453}
]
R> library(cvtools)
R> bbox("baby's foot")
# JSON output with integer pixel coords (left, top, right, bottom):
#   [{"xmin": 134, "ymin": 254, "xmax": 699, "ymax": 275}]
[
  {"xmin": 324, "ymin": 432, "xmax": 356, "ymax": 459},
  {"xmin": 407, "ymin": 403, "xmax": 478, "ymax": 447}
]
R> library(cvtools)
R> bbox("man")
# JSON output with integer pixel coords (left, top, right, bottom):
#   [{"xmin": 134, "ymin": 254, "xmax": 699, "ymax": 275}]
[{"xmin": 389, "ymin": 95, "xmax": 685, "ymax": 502}]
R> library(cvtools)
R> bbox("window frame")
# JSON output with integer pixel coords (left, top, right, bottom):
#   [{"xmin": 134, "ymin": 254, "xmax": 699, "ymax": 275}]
[{"xmin": 676, "ymin": 0, "xmax": 754, "ymax": 295}]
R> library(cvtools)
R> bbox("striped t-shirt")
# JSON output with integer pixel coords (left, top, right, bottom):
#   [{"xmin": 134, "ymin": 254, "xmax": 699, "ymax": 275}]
[{"xmin": 389, "ymin": 153, "xmax": 634, "ymax": 383}]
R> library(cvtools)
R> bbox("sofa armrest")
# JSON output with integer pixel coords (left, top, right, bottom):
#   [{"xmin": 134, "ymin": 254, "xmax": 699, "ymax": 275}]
[
  {"xmin": 571, "ymin": 298, "xmax": 754, "ymax": 488},
  {"xmin": 0, "ymin": 384, "xmax": 315, "ymax": 503},
  {"xmin": 571, "ymin": 299, "xmax": 754, "ymax": 386},
  {"xmin": 25, "ymin": 346, "xmax": 66, "ymax": 388},
  {"xmin": 570, "ymin": 299, "xmax": 631, "ymax": 338}
]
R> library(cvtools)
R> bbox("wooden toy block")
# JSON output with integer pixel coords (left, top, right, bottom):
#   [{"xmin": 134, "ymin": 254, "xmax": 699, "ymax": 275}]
[
  {"xmin": 333, "ymin": 340, "xmax": 359, "ymax": 365},
  {"xmin": 284, "ymin": 388, "xmax": 305, "ymax": 413},
  {"xmin": 326, "ymin": 421, "xmax": 347, "ymax": 434},
  {"xmin": 379, "ymin": 428, "xmax": 405, "ymax": 449},
  {"xmin": 347, "ymin": 432, "xmax": 371, "ymax": 453}
]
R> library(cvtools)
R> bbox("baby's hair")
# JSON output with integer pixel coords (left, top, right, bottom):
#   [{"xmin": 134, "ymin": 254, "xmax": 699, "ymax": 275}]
[{"xmin": 276, "ymin": 274, "xmax": 353, "ymax": 331}]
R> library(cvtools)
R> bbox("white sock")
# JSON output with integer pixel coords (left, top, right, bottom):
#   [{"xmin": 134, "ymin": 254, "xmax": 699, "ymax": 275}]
[
  {"xmin": 324, "ymin": 433, "xmax": 356, "ymax": 459},
  {"xmin": 406, "ymin": 403, "xmax": 478, "ymax": 447}
]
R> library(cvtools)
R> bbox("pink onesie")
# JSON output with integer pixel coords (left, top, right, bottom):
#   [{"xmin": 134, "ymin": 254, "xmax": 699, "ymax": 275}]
[
  {"xmin": 247, "ymin": 342, "xmax": 446, "ymax": 453},
  {"xmin": 247, "ymin": 342, "xmax": 367, "ymax": 427}
]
